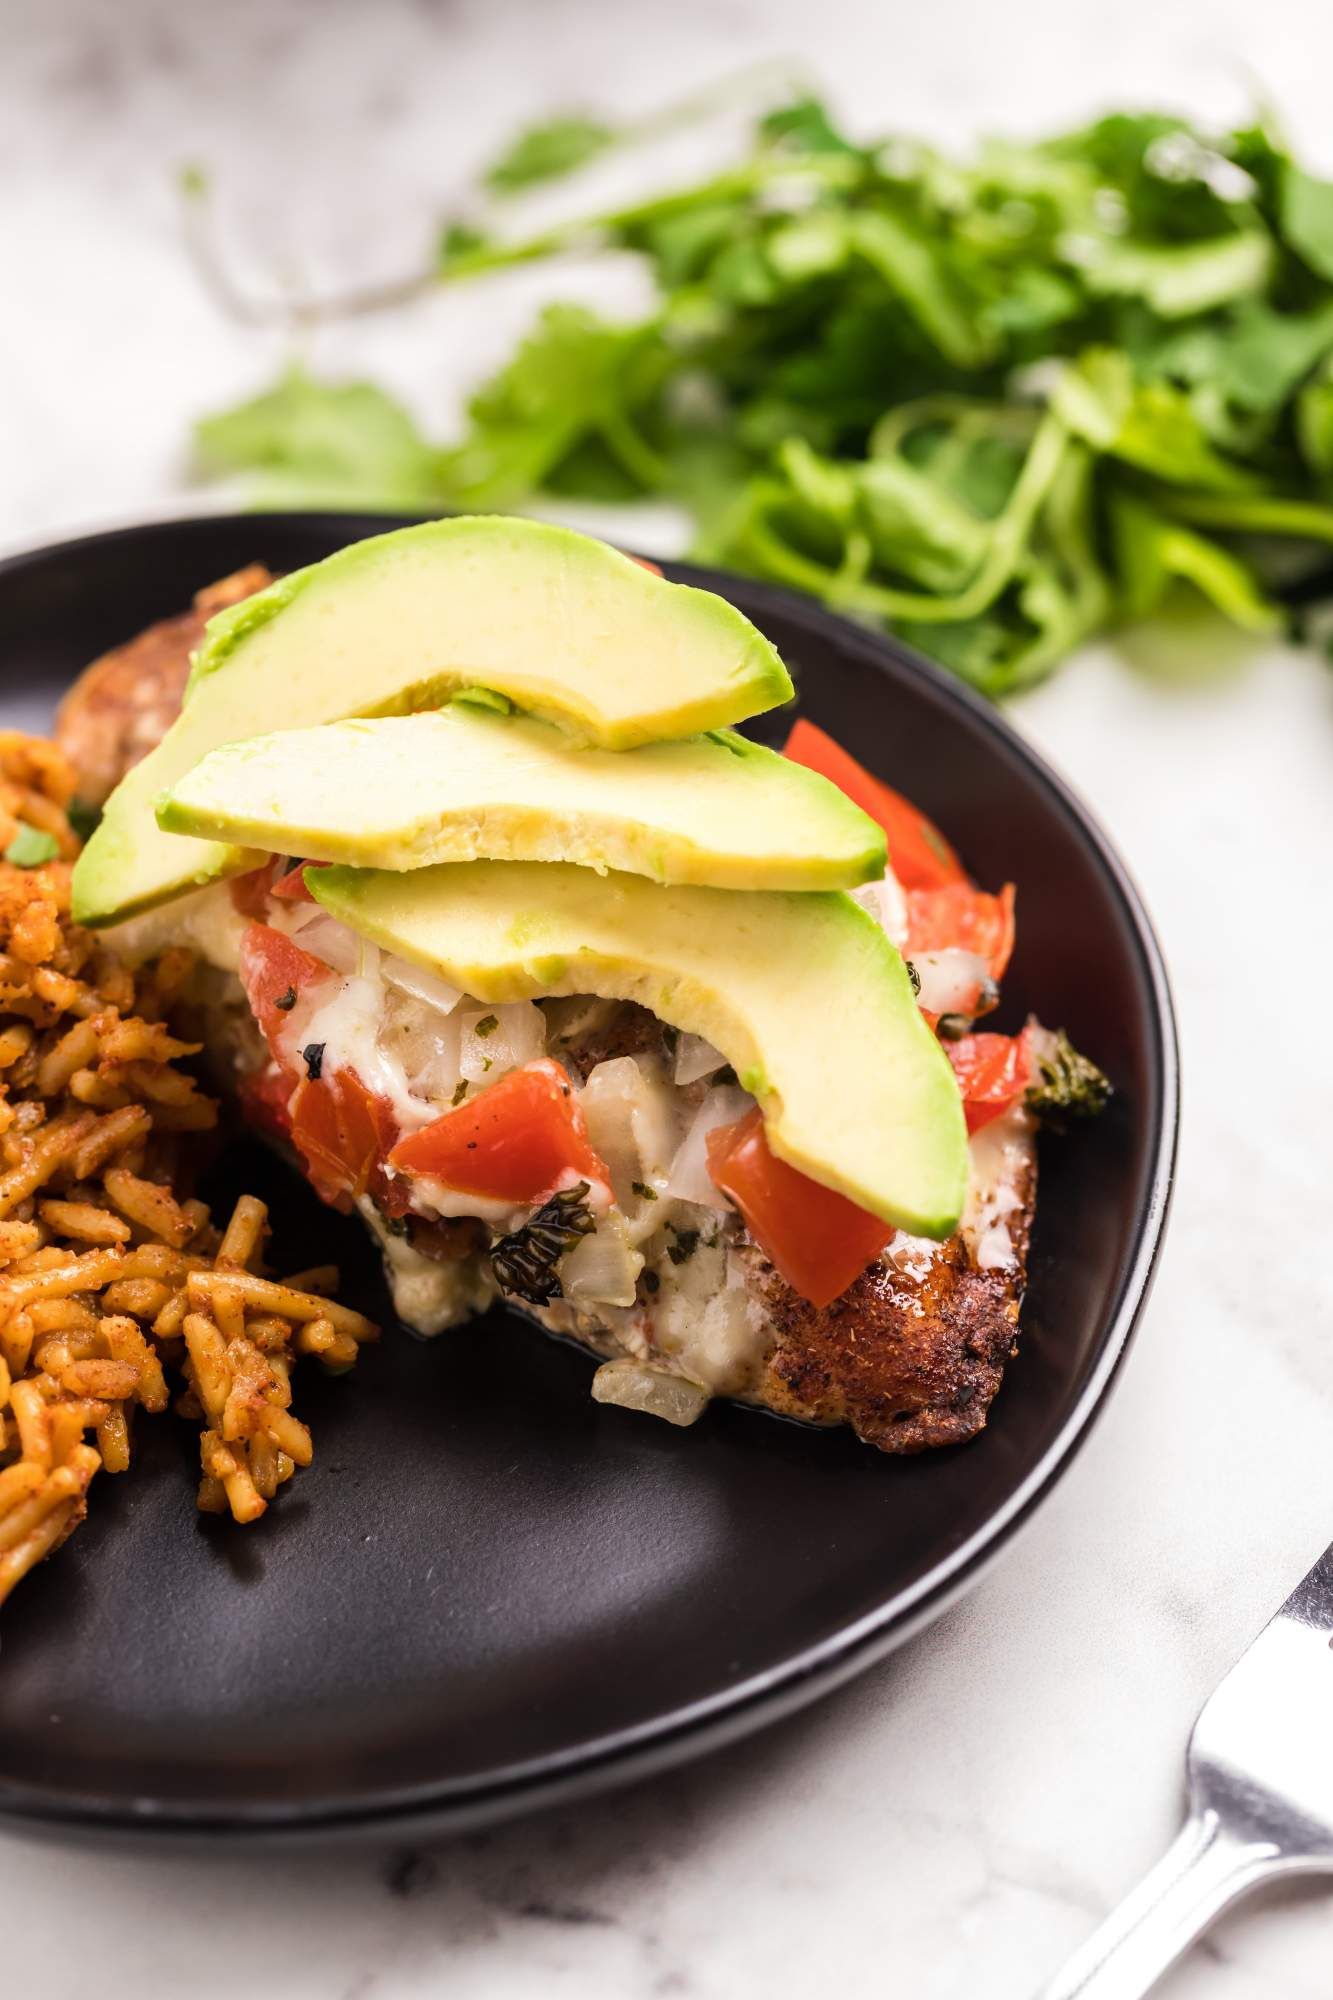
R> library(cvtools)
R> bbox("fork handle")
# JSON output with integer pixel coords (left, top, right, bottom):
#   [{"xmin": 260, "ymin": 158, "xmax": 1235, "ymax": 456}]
[{"xmin": 1034, "ymin": 1808, "xmax": 1277, "ymax": 1999}]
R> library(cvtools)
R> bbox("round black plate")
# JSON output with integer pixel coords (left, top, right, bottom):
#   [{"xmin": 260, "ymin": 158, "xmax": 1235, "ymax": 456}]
[{"xmin": 0, "ymin": 514, "xmax": 1176, "ymax": 1844}]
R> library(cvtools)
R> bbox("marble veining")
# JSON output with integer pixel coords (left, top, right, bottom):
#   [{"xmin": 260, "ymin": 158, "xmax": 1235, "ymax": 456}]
[{"xmin": 3, "ymin": 1, "xmax": 1333, "ymax": 1994}]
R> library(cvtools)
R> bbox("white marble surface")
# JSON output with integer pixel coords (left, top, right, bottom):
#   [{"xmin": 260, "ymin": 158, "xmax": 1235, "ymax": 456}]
[{"xmin": 4, "ymin": 2, "xmax": 1333, "ymax": 1994}]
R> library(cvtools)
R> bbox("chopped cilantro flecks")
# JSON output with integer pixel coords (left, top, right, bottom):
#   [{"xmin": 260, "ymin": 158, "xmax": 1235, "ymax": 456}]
[
  {"xmin": 631, "ymin": 1180, "xmax": 658, "ymax": 1201},
  {"xmin": 666, "ymin": 1228, "xmax": 700, "ymax": 1266},
  {"xmin": 473, "ymin": 1014, "xmax": 499, "ymax": 1038},
  {"xmin": 4, "ymin": 823, "xmax": 59, "ymax": 869},
  {"xmin": 451, "ymin": 1079, "xmax": 469, "ymax": 1106}
]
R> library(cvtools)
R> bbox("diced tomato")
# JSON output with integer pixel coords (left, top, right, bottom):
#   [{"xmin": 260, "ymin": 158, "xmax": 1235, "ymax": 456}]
[
  {"xmin": 237, "ymin": 920, "xmax": 404, "ymax": 1212},
  {"xmin": 230, "ymin": 856, "xmax": 288, "ymax": 918},
  {"xmin": 289, "ymin": 1067, "xmax": 404, "ymax": 1214},
  {"xmin": 706, "ymin": 1108, "xmax": 892, "ymax": 1310},
  {"xmin": 230, "ymin": 857, "xmax": 314, "ymax": 915},
  {"xmin": 238, "ymin": 922, "xmax": 332, "ymax": 1045},
  {"xmin": 783, "ymin": 718, "xmax": 965, "ymax": 892},
  {"xmin": 906, "ymin": 880, "xmax": 1016, "ymax": 984},
  {"xmin": 946, "ymin": 1030, "xmax": 1034, "ymax": 1135},
  {"xmin": 388, "ymin": 1058, "xmax": 609, "ymax": 1206},
  {"xmin": 271, "ymin": 861, "xmax": 317, "ymax": 903}
]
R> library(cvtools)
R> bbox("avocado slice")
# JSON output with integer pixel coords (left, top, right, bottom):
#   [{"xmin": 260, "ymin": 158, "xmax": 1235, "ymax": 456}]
[
  {"xmin": 157, "ymin": 707, "xmax": 885, "ymax": 892},
  {"xmin": 72, "ymin": 518, "xmax": 793, "ymax": 927},
  {"xmin": 308, "ymin": 860, "xmax": 968, "ymax": 1237}
]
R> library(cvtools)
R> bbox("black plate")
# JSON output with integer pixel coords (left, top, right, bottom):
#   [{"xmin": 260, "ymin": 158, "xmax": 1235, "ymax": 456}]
[{"xmin": 0, "ymin": 514, "xmax": 1176, "ymax": 1844}]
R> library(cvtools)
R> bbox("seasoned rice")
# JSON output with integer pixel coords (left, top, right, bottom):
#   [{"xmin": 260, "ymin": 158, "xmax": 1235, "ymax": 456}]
[{"xmin": 0, "ymin": 731, "xmax": 376, "ymax": 1606}]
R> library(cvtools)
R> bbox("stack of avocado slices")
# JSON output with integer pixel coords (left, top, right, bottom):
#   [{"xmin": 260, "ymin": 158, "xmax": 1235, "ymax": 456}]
[{"xmin": 73, "ymin": 517, "xmax": 967, "ymax": 1239}]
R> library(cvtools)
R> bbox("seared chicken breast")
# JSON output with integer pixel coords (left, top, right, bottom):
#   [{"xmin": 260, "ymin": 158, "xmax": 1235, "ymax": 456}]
[{"xmin": 56, "ymin": 576, "xmax": 1038, "ymax": 1454}]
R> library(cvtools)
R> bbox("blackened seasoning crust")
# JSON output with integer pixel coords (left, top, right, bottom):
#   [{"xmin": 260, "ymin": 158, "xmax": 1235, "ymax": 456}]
[{"xmin": 743, "ymin": 1154, "xmax": 1035, "ymax": 1452}]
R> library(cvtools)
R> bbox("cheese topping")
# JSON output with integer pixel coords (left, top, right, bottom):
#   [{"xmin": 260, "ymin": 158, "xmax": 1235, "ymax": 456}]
[{"xmin": 147, "ymin": 877, "xmax": 1035, "ymax": 1403}]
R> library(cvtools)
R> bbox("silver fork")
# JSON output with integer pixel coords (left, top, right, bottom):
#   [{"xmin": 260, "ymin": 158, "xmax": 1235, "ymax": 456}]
[{"xmin": 1036, "ymin": 1536, "xmax": 1333, "ymax": 1997}]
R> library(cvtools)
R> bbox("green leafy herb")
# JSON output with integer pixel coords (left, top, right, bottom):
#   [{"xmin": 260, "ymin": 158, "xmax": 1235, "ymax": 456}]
[
  {"xmin": 1281, "ymin": 163, "xmax": 1333, "ymax": 281},
  {"xmin": 451, "ymin": 1079, "xmax": 469, "ymax": 1106},
  {"xmin": 630, "ymin": 1180, "xmax": 658, "ymax": 1201},
  {"xmin": 473, "ymin": 1014, "xmax": 499, "ymax": 1038},
  {"xmin": 484, "ymin": 114, "xmax": 617, "ymax": 194},
  {"xmin": 194, "ymin": 364, "xmax": 439, "ymax": 509},
  {"xmin": 193, "ymin": 90, "xmax": 1333, "ymax": 693},
  {"xmin": 4, "ymin": 823, "xmax": 59, "ymax": 869},
  {"xmin": 1027, "ymin": 1030, "xmax": 1112, "ymax": 1124},
  {"xmin": 492, "ymin": 1181, "xmax": 596, "ymax": 1304}
]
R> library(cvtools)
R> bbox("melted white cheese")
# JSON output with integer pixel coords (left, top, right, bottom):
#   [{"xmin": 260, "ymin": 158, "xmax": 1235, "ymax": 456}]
[
  {"xmin": 127, "ymin": 885, "xmax": 1035, "ymax": 1384},
  {"xmin": 104, "ymin": 880, "xmax": 247, "ymax": 974},
  {"xmin": 960, "ymin": 1107, "xmax": 1035, "ymax": 1272},
  {"xmin": 356, "ymin": 1198, "xmax": 495, "ymax": 1335}
]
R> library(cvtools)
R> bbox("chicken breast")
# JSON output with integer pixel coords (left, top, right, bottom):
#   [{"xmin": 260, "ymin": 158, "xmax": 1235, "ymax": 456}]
[
  {"xmin": 55, "ymin": 565, "xmax": 272, "ymax": 805},
  {"xmin": 56, "ymin": 578, "xmax": 1035, "ymax": 1454},
  {"xmin": 542, "ymin": 1000, "xmax": 1034, "ymax": 1452}
]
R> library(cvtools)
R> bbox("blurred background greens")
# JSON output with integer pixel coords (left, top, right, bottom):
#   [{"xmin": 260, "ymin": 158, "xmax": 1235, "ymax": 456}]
[{"xmin": 190, "ymin": 85, "xmax": 1333, "ymax": 698}]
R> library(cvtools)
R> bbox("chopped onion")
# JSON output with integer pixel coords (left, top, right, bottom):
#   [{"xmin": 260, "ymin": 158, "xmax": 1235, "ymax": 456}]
[
  {"xmin": 591, "ymin": 1360, "xmax": 710, "ymax": 1427},
  {"xmin": 379, "ymin": 991, "xmax": 464, "ymax": 1114},
  {"xmin": 580, "ymin": 1055, "xmax": 677, "ymax": 1210},
  {"xmin": 664, "ymin": 1084, "xmax": 752, "ymax": 1206},
  {"xmin": 674, "ymin": 1033, "xmax": 727, "ymax": 1086},
  {"xmin": 560, "ymin": 1211, "xmax": 643, "ymax": 1307},
  {"xmin": 849, "ymin": 867, "xmax": 909, "ymax": 948},
  {"xmin": 459, "ymin": 1001, "xmax": 545, "ymax": 1083},
  {"xmin": 278, "ymin": 907, "xmax": 362, "ymax": 973},
  {"xmin": 381, "ymin": 953, "xmax": 465, "ymax": 1017},
  {"xmin": 912, "ymin": 948, "xmax": 990, "ymax": 1018}
]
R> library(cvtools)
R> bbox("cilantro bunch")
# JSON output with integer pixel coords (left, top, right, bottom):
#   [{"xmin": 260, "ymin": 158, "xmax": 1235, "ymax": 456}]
[{"xmin": 195, "ymin": 96, "xmax": 1333, "ymax": 695}]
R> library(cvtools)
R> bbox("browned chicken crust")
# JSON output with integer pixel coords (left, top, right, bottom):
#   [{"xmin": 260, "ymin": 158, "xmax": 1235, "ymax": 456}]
[
  {"xmin": 745, "ymin": 1160, "xmax": 1033, "ymax": 1451},
  {"xmin": 54, "ymin": 566, "xmax": 272, "ymax": 805},
  {"xmin": 555, "ymin": 1004, "xmax": 1035, "ymax": 1452},
  {"xmin": 55, "ymin": 578, "xmax": 1034, "ymax": 1454}
]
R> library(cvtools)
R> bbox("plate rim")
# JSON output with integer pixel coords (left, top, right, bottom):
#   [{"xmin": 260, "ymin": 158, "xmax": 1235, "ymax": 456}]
[{"xmin": 0, "ymin": 511, "xmax": 1180, "ymax": 1843}]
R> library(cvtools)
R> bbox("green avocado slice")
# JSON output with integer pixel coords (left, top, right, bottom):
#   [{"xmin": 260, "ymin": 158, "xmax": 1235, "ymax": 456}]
[
  {"xmin": 157, "ymin": 707, "xmax": 885, "ymax": 891},
  {"xmin": 71, "ymin": 517, "xmax": 793, "ymax": 928},
  {"xmin": 307, "ymin": 860, "xmax": 968, "ymax": 1238}
]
